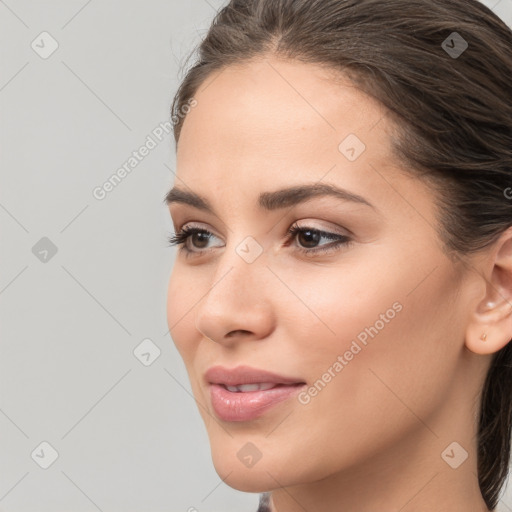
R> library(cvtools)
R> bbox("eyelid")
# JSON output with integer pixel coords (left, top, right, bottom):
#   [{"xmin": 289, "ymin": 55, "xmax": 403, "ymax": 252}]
[
  {"xmin": 176, "ymin": 221, "xmax": 221, "ymax": 238},
  {"xmin": 292, "ymin": 219, "xmax": 352, "ymax": 236},
  {"xmin": 176, "ymin": 219, "xmax": 349, "ymax": 241},
  {"xmin": 168, "ymin": 220, "xmax": 353, "ymax": 258}
]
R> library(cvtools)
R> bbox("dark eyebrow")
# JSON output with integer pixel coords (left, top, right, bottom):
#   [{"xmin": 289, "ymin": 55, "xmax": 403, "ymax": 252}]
[{"xmin": 164, "ymin": 183, "xmax": 375, "ymax": 213}]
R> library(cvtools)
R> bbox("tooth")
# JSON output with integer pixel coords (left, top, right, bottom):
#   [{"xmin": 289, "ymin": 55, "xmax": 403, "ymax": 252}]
[
  {"xmin": 237, "ymin": 384, "xmax": 261, "ymax": 392},
  {"xmin": 258, "ymin": 383, "xmax": 277, "ymax": 391},
  {"xmin": 224, "ymin": 383, "xmax": 278, "ymax": 392}
]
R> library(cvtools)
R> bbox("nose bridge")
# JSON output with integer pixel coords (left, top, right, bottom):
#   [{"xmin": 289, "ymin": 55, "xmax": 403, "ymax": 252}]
[
  {"xmin": 203, "ymin": 236, "xmax": 267, "ymax": 309},
  {"xmin": 193, "ymin": 235, "xmax": 272, "ymax": 341}
]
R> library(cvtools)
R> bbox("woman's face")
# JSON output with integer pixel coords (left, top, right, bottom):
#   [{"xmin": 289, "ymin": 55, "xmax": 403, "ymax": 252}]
[{"xmin": 166, "ymin": 57, "xmax": 483, "ymax": 493}]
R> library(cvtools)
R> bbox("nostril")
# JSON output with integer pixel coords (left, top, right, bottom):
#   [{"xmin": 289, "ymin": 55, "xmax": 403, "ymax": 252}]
[{"xmin": 226, "ymin": 329, "xmax": 252, "ymax": 337}]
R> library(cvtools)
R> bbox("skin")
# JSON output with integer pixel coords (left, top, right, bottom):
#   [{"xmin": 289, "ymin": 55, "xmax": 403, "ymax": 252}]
[{"xmin": 166, "ymin": 56, "xmax": 512, "ymax": 512}]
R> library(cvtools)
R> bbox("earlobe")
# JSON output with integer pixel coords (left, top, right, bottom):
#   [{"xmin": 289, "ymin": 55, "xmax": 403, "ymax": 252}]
[
  {"xmin": 466, "ymin": 301, "xmax": 512, "ymax": 355},
  {"xmin": 465, "ymin": 227, "xmax": 512, "ymax": 356}
]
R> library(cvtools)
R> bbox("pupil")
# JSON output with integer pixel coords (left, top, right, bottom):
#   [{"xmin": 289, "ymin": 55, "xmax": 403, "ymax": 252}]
[
  {"xmin": 299, "ymin": 230, "xmax": 319, "ymax": 248},
  {"xmin": 193, "ymin": 232, "xmax": 209, "ymax": 248}
]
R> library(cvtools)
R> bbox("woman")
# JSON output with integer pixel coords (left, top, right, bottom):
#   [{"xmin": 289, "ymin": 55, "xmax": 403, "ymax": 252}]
[{"xmin": 164, "ymin": 0, "xmax": 512, "ymax": 510}]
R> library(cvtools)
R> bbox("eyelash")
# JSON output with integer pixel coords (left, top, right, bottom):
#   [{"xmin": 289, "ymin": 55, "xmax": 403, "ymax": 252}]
[{"xmin": 166, "ymin": 224, "xmax": 352, "ymax": 257}]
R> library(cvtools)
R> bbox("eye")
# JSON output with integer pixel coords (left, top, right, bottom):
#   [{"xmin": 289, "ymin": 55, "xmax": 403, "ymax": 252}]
[
  {"xmin": 167, "ymin": 225, "xmax": 222, "ymax": 256},
  {"xmin": 166, "ymin": 223, "xmax": 353, "ymax": 257},
  {"xmin": 284, "ymin": 223, "xmax": 353, "ymax": 256}
]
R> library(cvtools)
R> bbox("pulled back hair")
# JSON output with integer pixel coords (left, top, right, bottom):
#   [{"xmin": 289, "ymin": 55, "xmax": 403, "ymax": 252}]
[{"xmin": 170, "ymin": 0, "xmax": 512, "ymax": 508}]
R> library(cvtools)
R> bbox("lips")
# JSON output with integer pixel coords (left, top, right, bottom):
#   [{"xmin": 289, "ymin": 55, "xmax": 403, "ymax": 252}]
[
  {"xmin": 204, "ymin": 364, "xmax": 305, "ymax": 387},
  {"xmin": 205, "ymin": 365, "xmax": 306, "ymax": 422}
]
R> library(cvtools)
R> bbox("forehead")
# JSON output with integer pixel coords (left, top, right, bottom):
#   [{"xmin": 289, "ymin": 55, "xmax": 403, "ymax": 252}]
[
  {"xmin": 178, "ymin": 57, "xmax": 391, "ymax": 160},
  {"xmin": 173, "ymin": 57, "xmax": 433, "ymax": 221}
]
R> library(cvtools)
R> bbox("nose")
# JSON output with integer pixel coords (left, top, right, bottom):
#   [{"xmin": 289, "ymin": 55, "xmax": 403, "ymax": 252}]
[{"xmin": 193, "ymin": 244, "xmax": 275, "ymax": 347}]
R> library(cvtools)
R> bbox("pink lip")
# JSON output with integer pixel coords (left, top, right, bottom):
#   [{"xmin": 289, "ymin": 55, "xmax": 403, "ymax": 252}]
[
  {"xmin": 204, "ymin": 365, "xmax": 305, "ymax": 387},
  {"xmin": 205, "ymin": 365, "xmax": 306, "ymax": 422}
]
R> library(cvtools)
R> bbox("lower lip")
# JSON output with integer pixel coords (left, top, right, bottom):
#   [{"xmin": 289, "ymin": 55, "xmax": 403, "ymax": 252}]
[{"xmin": 209, "ymin": 383, "xmax": 306, "ymax": 422}]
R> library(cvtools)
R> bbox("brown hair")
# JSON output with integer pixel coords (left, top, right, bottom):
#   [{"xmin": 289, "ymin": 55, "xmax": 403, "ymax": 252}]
[{"xmin": 170, "ymin": 0, "xmax": 512, "ymax": 508}]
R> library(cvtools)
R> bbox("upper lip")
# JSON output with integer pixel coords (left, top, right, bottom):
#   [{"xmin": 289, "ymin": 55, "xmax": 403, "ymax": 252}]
[{"xmin": 205, "ymin": 365, "xmax": 305, "ymax": 387}]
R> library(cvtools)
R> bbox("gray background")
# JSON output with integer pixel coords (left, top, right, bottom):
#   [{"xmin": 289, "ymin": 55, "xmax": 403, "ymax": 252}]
[{"xmin": 1, "ymin": 1, "xmax": 511, "ymax": 511}]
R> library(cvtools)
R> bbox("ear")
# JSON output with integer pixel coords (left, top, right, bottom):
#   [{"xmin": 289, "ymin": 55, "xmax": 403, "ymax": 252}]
[{"xmin": 466, "ymin": 226, "xmax": 512, "ymax": 355}]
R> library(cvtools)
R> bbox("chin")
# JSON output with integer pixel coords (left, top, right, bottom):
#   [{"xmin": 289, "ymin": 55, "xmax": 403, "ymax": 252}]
[
  {"xmin": 218, "ymin": 470, "xmax": 274, "ymax": 493},
  {"xmin": 208, "ymin": 444, "xmax": 287, "ymax": 493},
  {"xmin": 210, "ymin": 440, "xmax": 321, "ymax": 494},
  {"xmin": 214, "ymin": 463, "xmax": 300, "ymax": 494}
]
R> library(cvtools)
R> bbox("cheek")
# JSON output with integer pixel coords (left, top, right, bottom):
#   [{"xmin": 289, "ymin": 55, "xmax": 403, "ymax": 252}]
[
  {"xmin": 275, "ymin": 257, "xmax": 409, "ymax": 375},
  {"xmin": 285, "ymin": 245, "xmax": 462, "ymax": 372},
  {"xmin": 283, "ymin": 255, "xmax": 463, "ymax": 457}
]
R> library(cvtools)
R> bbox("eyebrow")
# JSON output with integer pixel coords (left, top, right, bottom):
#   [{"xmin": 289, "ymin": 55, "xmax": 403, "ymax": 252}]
[{"xmin": 164, "ymin": 182, "xmax": 375, "ymax": 213}]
